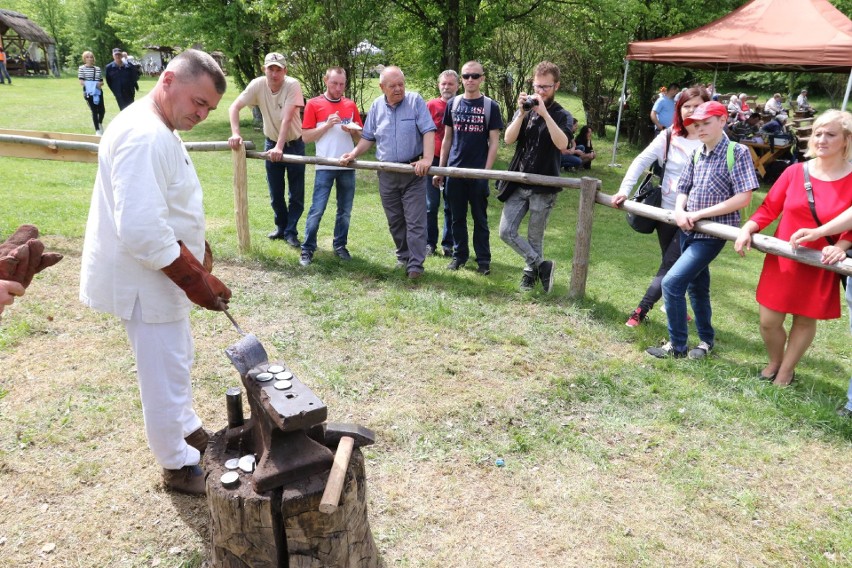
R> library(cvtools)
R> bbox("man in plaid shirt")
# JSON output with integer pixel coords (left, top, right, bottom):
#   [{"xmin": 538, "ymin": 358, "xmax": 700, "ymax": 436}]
[{"xmin": 647, "ymin": 101, "xmax": 758, "ymax": 359}]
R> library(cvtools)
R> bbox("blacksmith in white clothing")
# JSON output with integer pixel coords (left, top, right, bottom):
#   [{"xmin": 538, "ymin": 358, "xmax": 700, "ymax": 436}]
[{"xmin": 80, "ymin": 49, "xmax": 231, "ymax": 495}]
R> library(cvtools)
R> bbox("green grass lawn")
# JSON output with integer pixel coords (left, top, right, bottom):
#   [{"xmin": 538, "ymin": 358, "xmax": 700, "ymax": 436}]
[{"xmin": 0, "ymin": 75, "xmax": 850, "ymax": 567}]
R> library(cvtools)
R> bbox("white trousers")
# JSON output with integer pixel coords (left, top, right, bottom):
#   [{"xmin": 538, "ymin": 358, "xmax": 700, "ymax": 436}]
[{"xmin": 122, "ymin": 300, "xmax": 202, "ymax": 470}]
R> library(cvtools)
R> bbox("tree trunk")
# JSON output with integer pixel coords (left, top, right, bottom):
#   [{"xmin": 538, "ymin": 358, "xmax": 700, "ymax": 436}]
[{"xmin": 205, "ymin": 429, "xmax": 378, "ymax": 567}]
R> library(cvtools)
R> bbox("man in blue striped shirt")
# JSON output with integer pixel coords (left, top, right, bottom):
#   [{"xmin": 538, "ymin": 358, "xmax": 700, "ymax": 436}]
[
  {"xmin": 647, "ymin": 101, "xmax": 758, "ymax": 359},
  {"xmin": 340, "ymin": 66, "xmax": 436, "ymax": 279}
]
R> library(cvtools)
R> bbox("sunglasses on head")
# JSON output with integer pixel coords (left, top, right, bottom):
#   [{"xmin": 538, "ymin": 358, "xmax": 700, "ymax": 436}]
[{"xmin": 461, "ymin": 73, "xmax": 482, "ymax": 80}]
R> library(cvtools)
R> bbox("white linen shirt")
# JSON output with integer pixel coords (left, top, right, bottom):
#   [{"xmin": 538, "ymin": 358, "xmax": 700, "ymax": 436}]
[{"xmin": 80, "ymin": 98, "xmax": 206, "ymax": 323}]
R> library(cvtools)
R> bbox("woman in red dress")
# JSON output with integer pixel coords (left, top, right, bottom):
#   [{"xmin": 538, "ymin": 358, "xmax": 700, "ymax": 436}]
[{"xmin": 734, "ymin": 110, "xmax": 852, "ymax": 386}]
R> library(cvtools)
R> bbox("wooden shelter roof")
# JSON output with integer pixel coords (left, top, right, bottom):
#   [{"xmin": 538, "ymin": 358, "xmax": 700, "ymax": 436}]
[{"xmin": 0, "ymin": 9, "xmax": 54, "ymax": 45}]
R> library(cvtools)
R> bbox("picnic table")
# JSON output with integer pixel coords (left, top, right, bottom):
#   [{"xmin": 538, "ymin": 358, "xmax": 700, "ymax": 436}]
[{"xmin": 740, "ymin": 139, "xmax": 793, "ymax": 178}]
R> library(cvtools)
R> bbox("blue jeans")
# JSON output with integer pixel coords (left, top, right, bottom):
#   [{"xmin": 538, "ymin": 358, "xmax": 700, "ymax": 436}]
[
  {"xmin": 661, "ymin": 233, "xmax": 726, "ymax": 351},
  {"xmin": 427, "ymin": 157, "xmax": 452, "ymax": 250},
  {"xmin": 445, "ymin": 177, "xmax": 490, "ymax": 265},
  {"xmin": 0, "ymin": 61, "xmax": 10, "ymax": 83},
  {"xmin": 302, "ymin": 169, "xmax": 356, "ymax": 252},
  {"xmin": 265, "ymin": 138, "xmax": 305, "ymax": 238}
]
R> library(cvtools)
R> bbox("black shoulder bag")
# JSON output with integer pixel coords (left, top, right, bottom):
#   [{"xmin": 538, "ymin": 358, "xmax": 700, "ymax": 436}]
[
  {"xmin": 626, "ymin": 129, "xmax": 671, "ymax": 234},
  {"xmin": 803, "ymin": 161, "xmax": 851, "ymax": 287}
]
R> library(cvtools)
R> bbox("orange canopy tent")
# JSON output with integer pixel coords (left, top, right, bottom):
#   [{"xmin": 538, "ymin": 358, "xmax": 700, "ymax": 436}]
[
  {"xmin": 610, "ymin": 0, "xmax": 852, "ymax": 164},
  {"xmin": 627, "ymin": 0, "xmax": 852, "ymax": 72}
]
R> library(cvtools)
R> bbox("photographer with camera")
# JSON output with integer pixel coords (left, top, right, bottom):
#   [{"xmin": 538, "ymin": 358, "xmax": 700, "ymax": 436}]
[{"xmin": 498, "ymin": 61, "xmax": 573, "ymax": 293}]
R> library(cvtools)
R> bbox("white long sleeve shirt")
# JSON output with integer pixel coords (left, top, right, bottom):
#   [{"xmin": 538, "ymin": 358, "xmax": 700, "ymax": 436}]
[
  {"xmin": 80, "ymin": 98, "xmax": 206, "ymax": 323},
  {"xmin": 616, "ymin": 130, "xmax": 704, "ymax": 211}
]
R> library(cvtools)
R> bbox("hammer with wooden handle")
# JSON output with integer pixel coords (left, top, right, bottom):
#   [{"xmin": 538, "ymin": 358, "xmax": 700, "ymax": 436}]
[{"xmin": 319, "ymin": 423, "xmax": 376, "ymax": 514}]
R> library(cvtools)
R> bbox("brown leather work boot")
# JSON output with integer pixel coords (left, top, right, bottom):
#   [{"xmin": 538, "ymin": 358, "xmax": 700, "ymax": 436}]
[
  {"xmin": 184, "ymin": 427, "xmax": 210, "ymax": 454},
  {"xmin": 162, "ymin": 464, "xmax": 206, "ymax": 495}
]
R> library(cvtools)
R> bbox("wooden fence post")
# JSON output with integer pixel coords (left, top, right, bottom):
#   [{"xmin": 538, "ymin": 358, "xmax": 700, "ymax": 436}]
[
  {"xmin": 569, "ymin": 177, "xmax": 599, "ymax": 299},
  {"xmin": 232, "ymin": 143, "xmax": 251, "ymax": 254}
]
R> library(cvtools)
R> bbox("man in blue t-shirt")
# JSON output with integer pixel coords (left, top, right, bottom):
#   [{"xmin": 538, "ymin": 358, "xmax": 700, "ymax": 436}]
[
  {"xmin": 433, "ymin": 61, "xmax": 504, "ymax": 275},
  {"xmin": 651, "ymin": 83, "xmax": 678, "ymax": 132}
]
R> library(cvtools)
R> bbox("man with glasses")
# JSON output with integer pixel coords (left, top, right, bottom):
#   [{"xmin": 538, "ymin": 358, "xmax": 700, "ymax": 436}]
[
  {"xmin": 433, "ymin": 61, "xmax": 503, "ymax": 275},
  {"xmin": 498, "ymin": 61, "xmax": 572, "ymax": 293}
]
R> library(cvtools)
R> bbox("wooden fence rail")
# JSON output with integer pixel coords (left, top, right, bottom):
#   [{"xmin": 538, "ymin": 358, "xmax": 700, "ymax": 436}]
[{"xmin": 4, "ymin": 132, "xmax": 852, "ymax": 300}]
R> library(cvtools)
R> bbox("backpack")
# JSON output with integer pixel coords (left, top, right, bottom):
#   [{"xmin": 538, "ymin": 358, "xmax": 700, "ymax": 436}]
[
  {"xmin": 450, "ymin": 95, "xmax": 494, "ymax": 130},
  {"xmin": 693, "ymin": 140, "xmax": 737, "ymax": 172}
]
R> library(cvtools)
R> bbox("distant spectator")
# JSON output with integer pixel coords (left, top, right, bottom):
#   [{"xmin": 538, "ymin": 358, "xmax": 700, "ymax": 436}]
[
  {"xmin": 727, "ymin": 114, "xmax": 762, "ymax": 142},
  {"xmin": 78, "ymin": 51, "xmax": 105, "ymax": 135},
  {"xmin": 0, "ymin": 46, "xmax": 11, "ymax": 84},
  {"xmin": 560, "ymin": 118, "xmax": 583, "ymax": 171},
  {"xmin": 727, "ymin": 94, "xmax": 740, "ymax": 118},
  {"xmin": 797, "ymin": 89, "xmax": 811, "ymax": 110},
  {"xmin": 105, "ymin": 47, "xmax": 140, "ymax": 110},
  {"xmin": 765, "ymin": 93, "xmax": 784, "ymax": 116},
  {"xmin": 760, "ymin": 114, "xmax": 787, "ymax": 136},
  {"xmin": 573, "ymin": 125, "xmax": 596, "ymax": 170},
  {"xmin": 651, "ymin": 83, "xmax": 678, "ymax": 132}
]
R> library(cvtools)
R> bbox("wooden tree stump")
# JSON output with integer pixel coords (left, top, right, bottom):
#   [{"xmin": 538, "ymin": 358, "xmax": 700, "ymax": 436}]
[{"xmin": 204, "ymin": 429, "xmax": 377, "ymax": 568}]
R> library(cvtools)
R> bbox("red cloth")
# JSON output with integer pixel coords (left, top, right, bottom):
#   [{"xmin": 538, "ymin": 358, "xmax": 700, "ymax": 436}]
[
  {"xmin": 750, "ymin": 163, "xmax": 852, "ymax": 319},
  {"xmin": 426, "ymin": 97, "xmax": 447, "ymax": 157}
]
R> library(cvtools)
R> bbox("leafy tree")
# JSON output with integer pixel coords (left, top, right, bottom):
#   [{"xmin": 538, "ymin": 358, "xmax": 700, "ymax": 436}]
[{"xmin": 386, "ymin": 0, "xmax": 545, "ymax": 73}]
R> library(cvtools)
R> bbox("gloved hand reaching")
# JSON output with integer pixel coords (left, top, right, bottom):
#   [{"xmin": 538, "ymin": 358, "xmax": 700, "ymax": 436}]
[
  {"xmin": 0, "ymin": 225, "xmax": 64, "ymax": 288},
  {"xmin": 161, "ymin": 241, "xmax": 231, "ymax": 310}
]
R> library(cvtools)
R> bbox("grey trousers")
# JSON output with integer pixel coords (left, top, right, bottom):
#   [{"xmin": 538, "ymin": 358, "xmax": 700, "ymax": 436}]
[
  {"xmin": 377, "ymin": 171, "xmax": 428, "ymax": 274},
  {"xmin": 498, "ymin": 188, "xmax": 557, "ymax": 271}
]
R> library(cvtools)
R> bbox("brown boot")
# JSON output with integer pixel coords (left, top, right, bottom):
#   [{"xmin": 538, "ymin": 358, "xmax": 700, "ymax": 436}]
[
  {"xmin": 162, "ymin": 464, "xmax": 206, "ymax": 495},
  {"xmin": 184, "ymin": 427, "xmax": 210, "ymax": 454}
]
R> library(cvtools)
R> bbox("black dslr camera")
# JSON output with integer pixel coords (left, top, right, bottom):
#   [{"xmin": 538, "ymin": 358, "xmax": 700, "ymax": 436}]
[{"xmin": 522, "ymin": 97, "xmax": 539, "ymax": 111}]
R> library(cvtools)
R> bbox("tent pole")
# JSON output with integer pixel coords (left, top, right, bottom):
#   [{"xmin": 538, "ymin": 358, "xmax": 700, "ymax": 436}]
[
  {"xmin": 712, "ymin": 68, "xmax": 718, "ymax": 93},
  {"xmin": 610, "ymin": 59, "xmax": 629, "ymax": 167},
  {"xmin": 842, "ymin": 68, "xmax": 852, "ymax": 111}
]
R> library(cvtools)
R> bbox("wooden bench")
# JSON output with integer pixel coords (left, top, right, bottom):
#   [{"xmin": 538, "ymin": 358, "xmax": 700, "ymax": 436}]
[{"xmin": 740, "ymin": 139, "xmax": 794, "ymax": 178}]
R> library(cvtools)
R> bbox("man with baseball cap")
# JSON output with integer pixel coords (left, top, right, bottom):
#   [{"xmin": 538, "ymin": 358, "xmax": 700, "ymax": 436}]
[
  {"xmin": 105, "ymin": 47, "xmax": 139, "ymax": 110},
  {"xmin": 647, "ymin": 100, "xmax": 757, "ymax": 359},
  {"xmin": 229, "ymin": 52, "xmax": 306, "ymax": 248}
]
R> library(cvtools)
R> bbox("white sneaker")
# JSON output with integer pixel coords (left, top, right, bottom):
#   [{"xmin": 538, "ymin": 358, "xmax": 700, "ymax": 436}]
[{"xmin": 688, "ymin": 341, "xmax": 713, "ymax": 360}]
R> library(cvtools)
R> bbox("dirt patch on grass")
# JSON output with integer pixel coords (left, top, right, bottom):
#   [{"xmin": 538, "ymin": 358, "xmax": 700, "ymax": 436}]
[{"xmin": 1, "ymin": 242, "xmax": 850, "ymax": 567}]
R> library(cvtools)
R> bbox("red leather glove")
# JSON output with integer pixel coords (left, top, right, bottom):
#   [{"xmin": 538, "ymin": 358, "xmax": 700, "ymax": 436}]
[
  {"xmin": 0, "ymin": 232, "xmax": 63, "ymax": 289},
  {"xmin": 161, "ymin": 241, "xmax": 231, "ymax": 311},
  {"xmin": 203, "ymin": 240, "xmax": 213, "ymax": 273}
]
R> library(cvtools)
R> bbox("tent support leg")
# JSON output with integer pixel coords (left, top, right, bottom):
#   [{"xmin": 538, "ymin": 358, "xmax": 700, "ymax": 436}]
[
  {"xmin": 610, "ymin": 59, "xmax": 629, "ymax": 168},
  {"xmin": 842, "ymin": 68, "xmax": 852, "ymax": 111}
]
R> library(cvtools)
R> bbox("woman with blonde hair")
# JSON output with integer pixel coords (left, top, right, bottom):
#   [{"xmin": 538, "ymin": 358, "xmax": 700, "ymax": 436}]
[
  {"xmin": 78, "ymin": 51, "xmax": 105, "ymax": 134},
  {"xmin": 735, "ymin": 110, "xmax": 852, "ymax": 386}
]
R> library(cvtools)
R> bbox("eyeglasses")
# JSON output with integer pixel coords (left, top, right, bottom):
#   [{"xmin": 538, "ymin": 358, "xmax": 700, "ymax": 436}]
[
  {"xmin": 532, "ymin": 84, "xmax": 554, "ymax": 91},
  {"xmin": 461, "ymin": 73, "xmax": 482, "ymax": 80}
]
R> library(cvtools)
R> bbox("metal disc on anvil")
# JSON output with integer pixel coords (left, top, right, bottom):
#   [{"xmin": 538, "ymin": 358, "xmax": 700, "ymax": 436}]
[
  {"xmin": 274, "ymin": 371, "xmax": 293, "ymax": 380},
  {"xmin": 238, "ymin": 454, "xmax": 256, "ymax": 473},
  {"xmin": 267, "ymin": 365, "xmax": 285, "ymax": 374},
  {"xmin": 220, "ymin": 471, "xmax": 240, "ymax": 489},
  {"xmin": 256, "ymin": 372, "xmax": 274, "ymax": 382},
  {"xmin": 274, "ymin": 380, "xmax": 292, "ymax": 390},
  {"xmin": 224, "ymin": 458, "xmax": 240, "ymax": 470}
]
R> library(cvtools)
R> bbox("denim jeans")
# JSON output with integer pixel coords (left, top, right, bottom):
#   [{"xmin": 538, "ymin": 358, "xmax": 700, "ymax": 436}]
[
  {"xmin": 498, "ymin": 188, "xmax": 557, "ymax": 271},
  {"xmin": 265, "ymin": 138, "xmax": 306, "ymax": 238},
  {"xmin": 445, "ymin": 177, "xmax": 490, "ymax": 265},
  {"xmin": 560, "ymin": 153, "xmax": 582, "ymax": 169},
  {"xmin": 302, "ymin": 169, "xmax": 356, "ymax": 252},
  {"xmin": 661, "ymin": 233, "xmax": 726, "ymax": 351},
  {"xmin": 0, "ymin": 61, "xmax": 10, "ymax": 83},
  {"xmin": 427, "ymin": 157, "xmax": 452, "ymax": 250}
]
